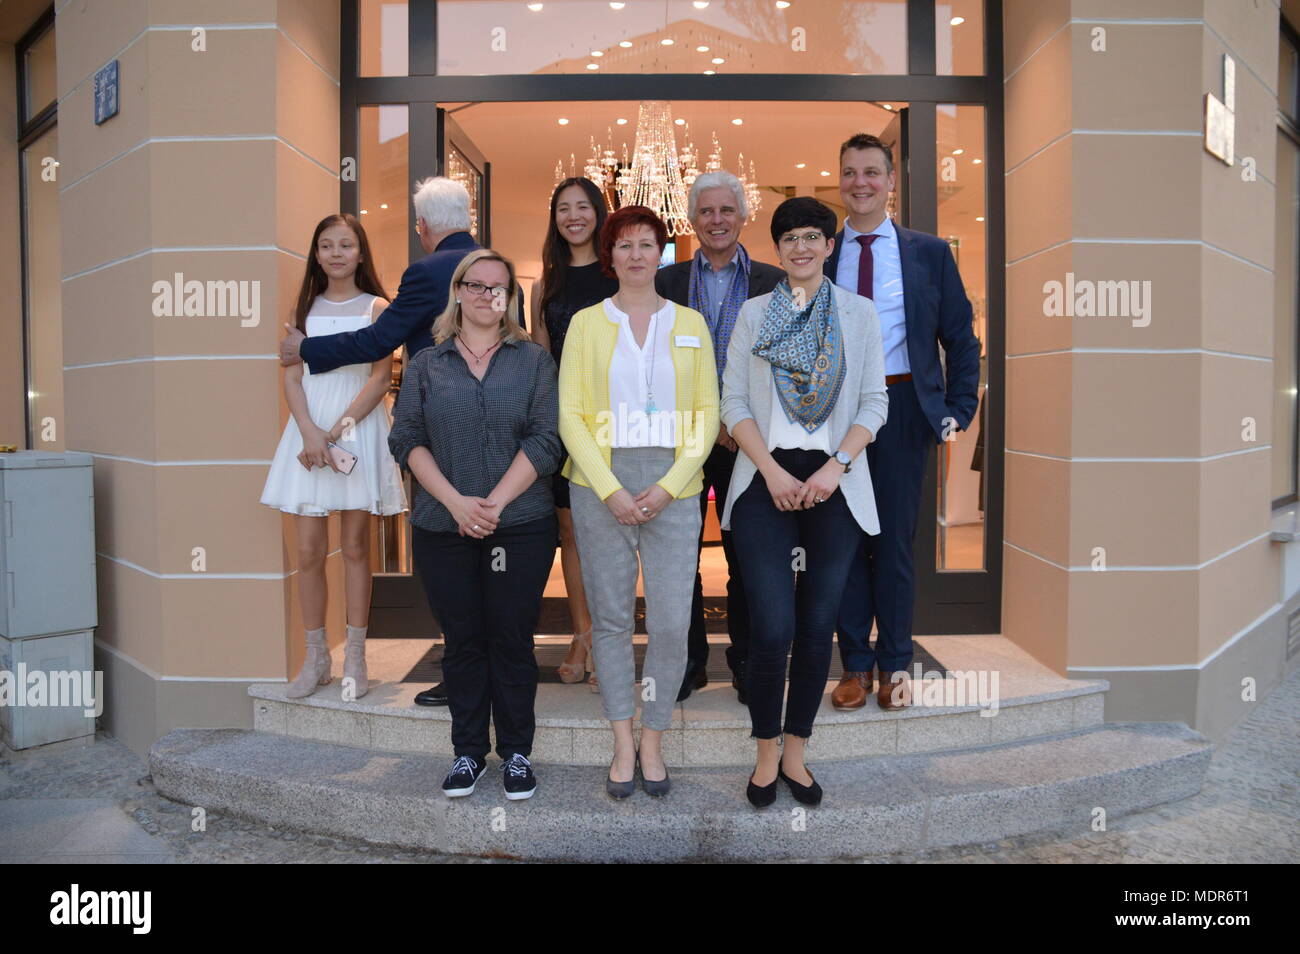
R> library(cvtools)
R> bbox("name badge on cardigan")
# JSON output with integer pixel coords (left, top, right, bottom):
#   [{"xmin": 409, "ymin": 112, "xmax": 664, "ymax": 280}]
[{"xmin": 675, "ymin": 335, "xmax": 701, "ymax": 347}]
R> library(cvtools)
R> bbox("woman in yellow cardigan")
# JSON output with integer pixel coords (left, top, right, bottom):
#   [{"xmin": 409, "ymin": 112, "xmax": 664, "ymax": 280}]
[{"xmin": 559, "ymin": 205, "xmax": 719, "ymax": 799}]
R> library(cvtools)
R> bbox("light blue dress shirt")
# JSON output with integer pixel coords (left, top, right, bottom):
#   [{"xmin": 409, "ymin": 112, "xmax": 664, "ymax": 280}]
[
  {"xmin": 697, "ymin": 249, "xmax": 741, "ymax": 330},
  {"xmin": 835, "ymin": 216, "xmax": 909, "ymax": 376}
]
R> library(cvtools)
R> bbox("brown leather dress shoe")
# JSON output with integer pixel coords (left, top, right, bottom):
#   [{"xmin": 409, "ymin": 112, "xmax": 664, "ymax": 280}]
[
  {"xmin": 877, "ymin": 670, "xmax": 911, "ymax": 710},
  {"xmin": 831, "ymin": 671, "xmax": 874, "ymax": 710}
]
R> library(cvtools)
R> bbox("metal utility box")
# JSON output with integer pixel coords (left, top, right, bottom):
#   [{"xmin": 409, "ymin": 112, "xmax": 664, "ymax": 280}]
[
  {"xmin": 0, "ymin": 451, "xmax": 97, "ymax": 639},
  {"xmin": 0, "ymin": 628, "xmax": 96, "ymax": 748}
]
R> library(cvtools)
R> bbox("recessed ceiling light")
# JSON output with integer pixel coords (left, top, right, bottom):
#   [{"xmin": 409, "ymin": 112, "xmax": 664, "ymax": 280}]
[
  {"xmin": 557, "ymin": 117, "xmax": 569, "ymax": 125},
  {"xmin": 951, "ymin": 16, "xmax": 965, "ymax": 26},
  {"xmin": 616, "ymin": 117, "xmax": 628, "ymax": 124},
  {"xmin": 586, "ymin": 62, "xmax": 599, "ymax": 69},
  {"xmin": 693, "ymin": 1, "xmax": 710, "ymax": 7},
  {"xmin": 731, "ymin": 118, "xmax": 743, "ymax": 125},
  {"xmin": 675, "ymin": 118, "xmax": 686, "ymax": 125},
  {"xmin": 972, "ymin": 158, "xmax": 982, "ymax": 164},
  {"xmin": 795, "ymin": 162, "xmax": 806, "ymax": 168},
  {"xmin": 702, "ymin": 69, "xmax": 715, "ymax": 75},
  {"xmin": 609, "ymin": 1, "xmax": 625, "ymax": 8},
  {"xmin": 359, "ymin": 209, "xmax": 368, "ymax": 214},
  {"xmin": 591, "ymin": 50, "xmax": 604, "ymax": 57},
  {"xmin": 975, "ymin": 216, "xmax": 985, "ymax": 221},
  {"xmin": 819, "ymin": 170, "xmax": 830, "ymax": 176},
  {"xmin": 711, "ymin": 56, "xmax": 724, "ymax": 64},
  {"xmin": 661, "ymin": 37, "xmax": 675, "ymax": 45},
  {"xmin": 380, "ymin": 203, "xmax": 388, "ymax": 209},
  {"xmin": 883, "ymin": 103, "xmax": 893, "ymax": 110},
  {"xmin": 697, "ymin": 45, "xmax": 710, "ymax": 52},
  {"xmin": 618, "ymin": 40, "xmax": 632, "ymax": 47},
  {"xmin": 527, "ymin": 2, "xmax": 543, "ymax": 10},
  {"xmin": 952, "ymin": 148, "xmax": 964, "ymax": 155},
  {"xmin": 776, "ymin": 1, "xmax": 791, "ymax": 8}
]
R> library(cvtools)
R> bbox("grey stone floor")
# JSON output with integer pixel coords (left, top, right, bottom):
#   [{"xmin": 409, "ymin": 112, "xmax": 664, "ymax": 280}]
[{"xmin": 2, "ymin": 667, "xmax": 1296, "ymax": 864}]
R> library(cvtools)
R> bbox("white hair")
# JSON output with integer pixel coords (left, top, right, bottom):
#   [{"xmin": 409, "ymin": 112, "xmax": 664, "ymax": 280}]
[
  {"xmin": 688, "ymin": 171, "xmax": 748, "ymax": 221},
  {"xmin": 412, "ymin": 176, "xmax": 472, "ymax": 233}
]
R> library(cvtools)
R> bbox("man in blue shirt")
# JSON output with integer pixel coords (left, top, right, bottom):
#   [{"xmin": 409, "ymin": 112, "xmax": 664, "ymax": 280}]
[
  {"xmin": 656, "ymin": 171, "xmax": 784, "ymax": 704},
  {"xmin": 825, "ymin": 133, "xmax": 981, "ymax": 710}
]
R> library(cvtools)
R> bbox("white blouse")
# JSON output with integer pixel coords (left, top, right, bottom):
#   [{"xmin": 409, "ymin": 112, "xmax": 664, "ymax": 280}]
[
  {"xmin": 766, "ymin": 371, "xmax": 833, "ymax": 452},
  {"xmin": 604, "ymin": 297, "xmax": 678, "ymax": 448}
]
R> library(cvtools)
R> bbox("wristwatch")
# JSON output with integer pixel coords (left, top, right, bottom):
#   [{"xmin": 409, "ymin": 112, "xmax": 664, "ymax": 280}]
[{"xmin": 834, "ymin": 450, "xmax": 853, "ymax": 473}]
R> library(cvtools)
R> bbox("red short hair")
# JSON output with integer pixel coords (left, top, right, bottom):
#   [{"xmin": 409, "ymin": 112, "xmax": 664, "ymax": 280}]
[{"xmin": 599, "ymin": 205, "xmax": 669, "ymax": 278}]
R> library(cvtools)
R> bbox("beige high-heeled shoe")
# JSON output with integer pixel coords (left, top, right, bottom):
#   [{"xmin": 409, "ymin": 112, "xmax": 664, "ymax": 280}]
[
  {"xmin": 557, "ymin": 627, "xmax": 592, "ymax": 684},
  {"xmin": 287, "ymin": 626, "xmax": 331, "ymax": 699},
  {"xmin": 342, "ymin": 623, "xmax": 368, "ymax": 700}
]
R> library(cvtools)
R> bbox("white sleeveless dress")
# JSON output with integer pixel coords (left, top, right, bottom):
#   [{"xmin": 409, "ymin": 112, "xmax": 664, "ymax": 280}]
[{"xmin": 260, "ymin": 293, "xmax": 408, "ymax": 516}]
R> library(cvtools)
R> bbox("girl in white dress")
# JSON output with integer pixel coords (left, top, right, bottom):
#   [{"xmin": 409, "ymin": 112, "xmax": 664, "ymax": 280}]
[{"xmin": 261, "ymin": 213, "xmax": 408, "ymax": 699}]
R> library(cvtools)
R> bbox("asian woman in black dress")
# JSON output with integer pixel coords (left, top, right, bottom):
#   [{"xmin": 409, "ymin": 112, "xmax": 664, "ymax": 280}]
[{"xmin": 530, "ymin": 177, "xmax": 619, "ymax": 688}]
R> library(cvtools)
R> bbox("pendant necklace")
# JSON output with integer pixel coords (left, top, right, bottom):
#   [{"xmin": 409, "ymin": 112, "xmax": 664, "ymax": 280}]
[{"xmin": 458, "ymin": 334, "xmax": 500, "ymax": 367}]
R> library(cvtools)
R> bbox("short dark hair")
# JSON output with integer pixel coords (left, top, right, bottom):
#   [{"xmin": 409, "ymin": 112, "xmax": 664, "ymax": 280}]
[
  {"xmin": 770, "ymin": 197, "xmax": 838, "ymax": 245},
  {"xmin": 600, "ymin": 205, "xmax": 669, "ymax": 278},
  {"xmin": 839, "ymin": 133, "xmax": 895, "ymax": 175}
]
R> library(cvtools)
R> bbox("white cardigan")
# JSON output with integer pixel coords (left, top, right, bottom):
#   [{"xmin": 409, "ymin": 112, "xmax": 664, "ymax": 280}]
[{"xmin": 719, "ymin": 283, "xmax": 889, "ymax": 534}]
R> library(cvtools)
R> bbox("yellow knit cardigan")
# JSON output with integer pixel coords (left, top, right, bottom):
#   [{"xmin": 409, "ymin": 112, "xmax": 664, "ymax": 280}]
[{"xmin": 558, "ymin": 300, "xmax": 720, "ymax": 501}]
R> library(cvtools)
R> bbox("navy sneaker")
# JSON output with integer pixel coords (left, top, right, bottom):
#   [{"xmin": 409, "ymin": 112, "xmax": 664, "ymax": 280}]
[
  {"xmin": 501, "ymin": 754, "xmax": 537, "ymax": 800},
  {"xmin": 441, "ymin": 755, "xmax": 487, "ymax": 797}
]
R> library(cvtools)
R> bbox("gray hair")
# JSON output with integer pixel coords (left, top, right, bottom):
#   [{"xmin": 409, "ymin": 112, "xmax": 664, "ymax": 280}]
[
  {"xmin": 413, "ymin": 176, "xmax": 472, "ymax": 233},
  {"xmin": 688, "ymin": 171, "xmax": 748, "ymax": 221}
]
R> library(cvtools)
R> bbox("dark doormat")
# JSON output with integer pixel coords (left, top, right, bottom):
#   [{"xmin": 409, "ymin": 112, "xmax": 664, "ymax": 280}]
[
  {"xmin": 402, "ymin": 640, "xmax": 950, "ymax": 685},
  {"xmin": 536, "ymin": 596, "xmax": 731, "ymax": 635}
]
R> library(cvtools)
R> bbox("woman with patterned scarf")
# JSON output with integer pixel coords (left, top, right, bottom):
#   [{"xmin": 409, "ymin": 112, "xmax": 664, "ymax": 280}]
[{"xmin": 718, "ymin": 196, "xmax": 889, "ymax": 808}]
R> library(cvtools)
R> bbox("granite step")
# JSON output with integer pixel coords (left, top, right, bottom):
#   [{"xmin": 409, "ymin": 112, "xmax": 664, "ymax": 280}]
[
  {"xmin": 250, "ymin": 634, "xmax": 1109, "ymax": 766},
  {"xmin": 149, "ymin": 722, "xmax": 1210, "ymax": 862}
]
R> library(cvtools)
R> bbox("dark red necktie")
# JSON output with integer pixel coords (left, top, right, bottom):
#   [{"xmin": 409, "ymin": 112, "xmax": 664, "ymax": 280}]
[{"xmin": 856, "ymin": 233, "xmax": 878, "ymax": 299}]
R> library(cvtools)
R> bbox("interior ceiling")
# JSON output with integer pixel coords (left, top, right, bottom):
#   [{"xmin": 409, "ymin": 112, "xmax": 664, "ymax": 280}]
[
  {"xmin": 444, "ymin": 99, "xmax": 987, "ymax": 248},
  {"xmin": 447, "ymin": 99, "xmax": 903, "ymax": 215}
]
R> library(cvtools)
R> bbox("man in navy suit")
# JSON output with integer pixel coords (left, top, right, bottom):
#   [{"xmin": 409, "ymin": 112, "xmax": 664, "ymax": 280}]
[
  {"xmin": 280, "ymin": 176, "xmax": 480, "ymax": 375},
  {"xmin": 824, "ymin": 133, "xmax": 980, "ymax": 711},
  {"xmin": 278, "ymin": 176, "xmax": 481, "ymax": 709},
  {"xmin": 655, "ymin": 171, "xmax": 785, "ymax": 705}
]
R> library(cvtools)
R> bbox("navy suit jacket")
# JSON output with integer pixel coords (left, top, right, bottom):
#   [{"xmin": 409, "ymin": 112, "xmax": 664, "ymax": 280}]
[
  {"xmin": 825, "ymin": 221, "xmax": 981, "ymax": 442},
  {"xmin": 654, "ymin": 252, "xmax": 786, "ymax": 306},
  {"xmin": 300, "ymin": 231, "xmax": 481, "ymax": 375}
]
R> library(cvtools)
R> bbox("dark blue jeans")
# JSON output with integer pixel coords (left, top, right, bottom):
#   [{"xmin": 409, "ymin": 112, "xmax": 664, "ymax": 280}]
[
  {"xmin": 836, "ymin": 379, "xmax": 933, "ymax": 674},
  {"xmin": 732, "ymin": 448, "xmax": 863, "ymax": 740}
]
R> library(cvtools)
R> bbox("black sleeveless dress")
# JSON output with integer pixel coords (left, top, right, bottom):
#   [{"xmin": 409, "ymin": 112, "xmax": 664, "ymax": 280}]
[{"xmin": 543, "ymin": 261, "xmax": 619, "ymax": 508}]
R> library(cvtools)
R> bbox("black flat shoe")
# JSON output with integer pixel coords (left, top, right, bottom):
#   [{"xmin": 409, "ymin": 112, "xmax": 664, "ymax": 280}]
[
  {"xmin": 778, "ymin": 764, "xmax": 823, "ymax": 806},
  {"xmin": 414, "ymin": 682, "xmax": 449, "ymax": 707},
  {"xmin": 731, "ymin": 669, "xmax": 747, "ymax": 706},
  {"xmin": 746, "ymin": 770, "xmax": 777, "ymax": 808},
  {"xmin": 676, "ymin": 660, "xmax": 708, "ymax": 701}
]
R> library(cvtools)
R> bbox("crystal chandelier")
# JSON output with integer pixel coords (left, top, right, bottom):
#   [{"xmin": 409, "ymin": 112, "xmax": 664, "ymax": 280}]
[{"xmin": 554, "ymin": 101, "xmax": 762, "ymax": 236}]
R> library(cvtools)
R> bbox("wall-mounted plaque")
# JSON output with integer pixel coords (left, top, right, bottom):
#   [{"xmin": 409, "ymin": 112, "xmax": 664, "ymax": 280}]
[{"xmin": 93, "ymin": 60, "xmax": 119, "ymax": 126}]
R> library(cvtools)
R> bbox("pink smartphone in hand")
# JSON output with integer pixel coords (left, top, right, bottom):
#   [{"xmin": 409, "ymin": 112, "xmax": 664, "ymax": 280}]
[{"xmin": 327, "ymin": 441, "xmax": 357, "ymax": 475}]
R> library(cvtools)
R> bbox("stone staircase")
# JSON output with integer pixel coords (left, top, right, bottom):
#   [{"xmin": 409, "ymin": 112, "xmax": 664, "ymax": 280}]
[{"xmin": 148, "ymin": 635, "xmax": 1213, "ymax": 861}]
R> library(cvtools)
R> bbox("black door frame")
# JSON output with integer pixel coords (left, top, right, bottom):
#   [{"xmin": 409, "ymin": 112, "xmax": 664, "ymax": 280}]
[{"xmin": 342, "ymin": 0, "xmax": 1005, "ymax": 636}]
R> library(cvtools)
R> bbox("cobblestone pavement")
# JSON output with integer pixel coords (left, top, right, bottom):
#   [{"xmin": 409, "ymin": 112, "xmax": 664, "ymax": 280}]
[{"xmin": 2, "ymin": 667, "xmax": 1295, "ymax": 864}]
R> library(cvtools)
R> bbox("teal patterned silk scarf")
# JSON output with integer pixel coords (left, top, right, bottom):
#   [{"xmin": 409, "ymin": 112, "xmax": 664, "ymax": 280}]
[{"xmin": 750, "ymin": 277, "xmax": 846, "ymax": 432}]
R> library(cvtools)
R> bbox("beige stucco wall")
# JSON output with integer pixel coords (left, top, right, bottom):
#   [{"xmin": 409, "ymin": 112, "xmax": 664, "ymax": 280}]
[
  {"xmin": 1003, "ymin": 0, "xmax": 1292, "ymax": 736},
  {"xmin": 50, "ymin": 0, "xmax": 341, "ymax": 758}
]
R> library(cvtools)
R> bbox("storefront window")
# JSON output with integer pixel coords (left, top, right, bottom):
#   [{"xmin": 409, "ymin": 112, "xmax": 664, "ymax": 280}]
[
  {"xmin": 935, "ymin": 104, "xmax": 986, "ymax": 570},
  {"xmin": 23, "ymin": 23, "xmax": 57, "ymax": 115},
  {"xmin": 436, "ymin": 0, "xmax": 907, "ymax": 75},
  {"xmin": 358, "ymin": 105, "xmax": 411, "ymax": 572},
  {"xmin": 359, "ymin": 0, "xmax": 409, "ymax": 76},
  {"xmin": 22, "ymin": 128, "xmax": 62, "ymax": 450},
  {"xmin": 936, "ymin": 0, "xmax": 983, "ymax": 75}
]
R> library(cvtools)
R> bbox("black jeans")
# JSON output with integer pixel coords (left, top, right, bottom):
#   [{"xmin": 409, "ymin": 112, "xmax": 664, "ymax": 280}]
[
  {"xmin": 412, "ymin": 514, "xmax": 557, "ymax": 761},
  {"xmin": 731, "ymin": 449, "xmax": 862, "ymax": 740},
  {"xmin": 687, "ymin": 441, "xmax": 749, "ymax": 677}
]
